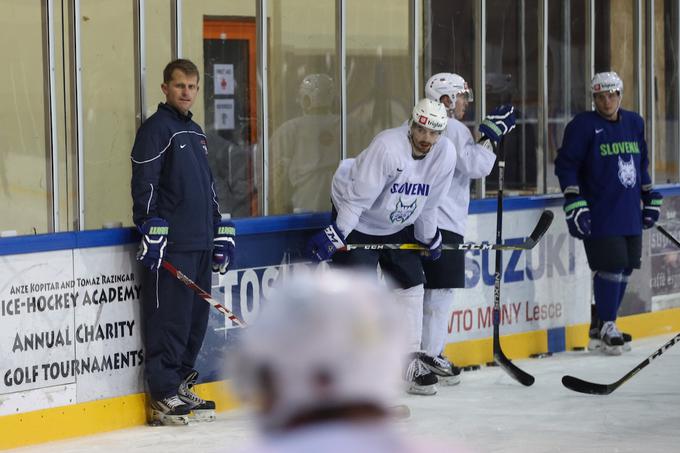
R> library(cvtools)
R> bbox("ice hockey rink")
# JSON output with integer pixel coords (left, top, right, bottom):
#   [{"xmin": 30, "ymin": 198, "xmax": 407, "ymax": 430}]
[{"xmin": 8, "ymin": 335, "xmax": 679, "ymax": 453}]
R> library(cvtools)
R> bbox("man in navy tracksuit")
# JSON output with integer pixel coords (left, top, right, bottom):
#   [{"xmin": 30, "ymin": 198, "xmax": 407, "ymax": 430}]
[{"xmin": 131, "ymin": 59, "xmax": 236, "ymax": 425}]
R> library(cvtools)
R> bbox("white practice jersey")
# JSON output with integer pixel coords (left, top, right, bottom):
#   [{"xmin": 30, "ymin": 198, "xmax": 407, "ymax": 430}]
[
  {"xmin": 269, "ymin": 113, "xmax": 341, "ymax": 213},
  {"xmin": 438, "ymin": 118, "xmax": 495, "ymax": 235},
  {"xmin": 331, "ymin": 125, "xmax": 456, "ymax": 243}
]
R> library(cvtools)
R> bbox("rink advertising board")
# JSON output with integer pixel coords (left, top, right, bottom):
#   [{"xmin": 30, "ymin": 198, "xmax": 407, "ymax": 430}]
[
  {"xmin": 442, "ymin": 208, "xmax": 591, "ymax": 341},
  {"xmin": 2, "ymin": 193, "xmax": 680, "ymax": 425},
  {"xmin": 0, "ymin": 245, "xmax": 144, "ymax": 416},
  {"xmin": 194, "ymin": 207, "xmax": 591, "ymax": 382}
]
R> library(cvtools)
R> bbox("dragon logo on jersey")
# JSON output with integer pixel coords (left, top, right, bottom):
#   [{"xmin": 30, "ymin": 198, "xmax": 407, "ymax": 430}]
[
  {"xmin": 617, "ymin": 156, "xmax": 636, "ymax": 188},
  {"xmin": 390, "ymin": 198, "xmax": 417, "ymax": 223}
]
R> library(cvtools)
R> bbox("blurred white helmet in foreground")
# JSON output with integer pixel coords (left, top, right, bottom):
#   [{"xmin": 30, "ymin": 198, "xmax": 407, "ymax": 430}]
[
  {"xmin": 232, "ymin": 269, "xmax": 406, "ymax": 431},
  {"xmin": 410, "ymin": 98, "xmax": 447, "ymax": 132}
]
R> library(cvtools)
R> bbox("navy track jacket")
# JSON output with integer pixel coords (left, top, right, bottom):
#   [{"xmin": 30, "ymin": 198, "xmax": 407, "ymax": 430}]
[{"xmin": 131, "ymin": 103, "xmax": 221, "ymax": 251}]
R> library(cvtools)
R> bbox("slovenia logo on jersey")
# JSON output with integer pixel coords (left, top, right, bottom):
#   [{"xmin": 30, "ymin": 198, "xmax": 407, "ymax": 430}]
[
  {"xmin": 617, "ymin": 156, "xmax": 636, "ymax": 188},
  {"xmin": 390, "ymin": 198, "xmax": 417, "ymax": 224}
]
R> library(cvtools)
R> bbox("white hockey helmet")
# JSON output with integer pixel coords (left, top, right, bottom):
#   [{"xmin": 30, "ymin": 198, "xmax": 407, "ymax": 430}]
[
  {"xmin": 298, "ymin": 73, "xmax": 334, "ymax": 111},
  {"xmin": 425, "ymin": 72, "xmax": 474, "ymax": 104},
  {"xmin": 410, "ymin": 98, "xmax": 447, "ymax": 132},
  {"xmin": 591, "ymin": 71, "xmax": 623, "ymax": 95},
  {"xmin": 231, "ymin": 269, "xmax": 406, "ymax": 431}
]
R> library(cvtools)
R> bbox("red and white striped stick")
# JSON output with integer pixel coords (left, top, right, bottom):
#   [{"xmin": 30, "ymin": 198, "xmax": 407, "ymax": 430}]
[{"xmin": 161, "ymin": 260, "xmax": 246, "ymax": 328}]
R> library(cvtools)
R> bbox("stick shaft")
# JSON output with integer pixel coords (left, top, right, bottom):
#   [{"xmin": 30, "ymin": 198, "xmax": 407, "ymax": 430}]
[{"xmin": 161, "ymin": 260, "xmax": 245, "ymax": 327}]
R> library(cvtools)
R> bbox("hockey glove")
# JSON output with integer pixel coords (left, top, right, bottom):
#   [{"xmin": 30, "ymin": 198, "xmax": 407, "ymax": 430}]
[
  {"xmin": 419, "ymin": 230, "xmax": 443, "ymax": 261},
  {"xmin": 563, "ymin": 195, "xmax": 591, "ymax": 239},
  {"xmin": 306, "ymin": 223, "xmax": 346, "ymax": 262},
  {"xmin": 212, "ymin": 220, "xmax": 236, "ymax": 274},
  {"xmin": 479, "ymin": 105, "xmax": 516, "ymax": 144},
  {"xmin": 137, "ymin": 217, "xmax": 169, "ymax": 271},
  {"xmin": 641, "ymin": 190, "xmax": 663, "ymax": 229}
]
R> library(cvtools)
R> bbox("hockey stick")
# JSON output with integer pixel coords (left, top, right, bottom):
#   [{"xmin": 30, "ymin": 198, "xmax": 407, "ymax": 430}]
[
  {"xmin": 656, "ymin": 224, "xmax": 680, "ymax": 249},
  {"xmin": 343, "ymin": 210, "xmax": 553, "ymax": 252},
  {"xmin": 491, "ymin": 137, "xmax": 535, "ymax": 386},
  {"xmin": 161, "ymin": 260, "xmax": 246, "ymax": 328},
  {"xmin": 562, "ymin": 332, "xmax": 680, "ymax": 395}
]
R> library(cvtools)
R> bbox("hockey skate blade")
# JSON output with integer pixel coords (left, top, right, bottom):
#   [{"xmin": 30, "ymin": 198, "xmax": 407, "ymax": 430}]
[
  {"xmin": 437, "ymin": 375, "xmax": 461, "ymax": 386},
  {"xmin": 149, "ymin": 410, "xmax": 190, "ymax": 426},
  {"xmin": 405, "ymin": 383, "xmax": 437, "ymax": 396},
  {"xmin": 587, "ymin": 338, "xmax": 602, "ymax": 352},
  {"xmin": 602, "ymin": 344, "xmax": 623, "ymax": 356},
  {"xmin": 189, "ymin": 409, "xmax": 216, "ymax": 422},
  {"xmin": 389, "ymin": 404, "xmax": 411, "ymax": 419}
]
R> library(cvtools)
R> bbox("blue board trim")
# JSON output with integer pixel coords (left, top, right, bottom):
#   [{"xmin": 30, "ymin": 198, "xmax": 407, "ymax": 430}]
[
  {"xmin": 2, "ymin": 186, "xmax": 679, "ymax": 255},
  {"xmin": 547, "ymin": 327, "xmax": 566, "ymax": 353}
]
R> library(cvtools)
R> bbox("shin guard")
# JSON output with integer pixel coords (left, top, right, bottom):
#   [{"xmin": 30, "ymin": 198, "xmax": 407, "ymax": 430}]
[{"xmin": 422, "ymin": 288, "xmax": 455, "ymax": 357}]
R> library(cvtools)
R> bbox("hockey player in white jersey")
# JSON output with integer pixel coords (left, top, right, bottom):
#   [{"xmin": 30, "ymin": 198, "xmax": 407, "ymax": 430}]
[
  {"xmin": 419, "ymin": 73, "xmax": 515, "ymax": 385},
  {"xmin": 269, "ymin": 74, "xmax": 341, "ymax": 214},
  {"xmin": 231, "ymin": 270, "xmax": 469, "ymax": 453},
  {"xmin": 306, "ymin": 98, "xmax": 457, "ymax": 396}
]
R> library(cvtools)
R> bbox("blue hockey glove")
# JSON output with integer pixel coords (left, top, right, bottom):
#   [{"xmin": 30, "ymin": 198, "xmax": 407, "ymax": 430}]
[
  {"xmin": 641, "ymin": 190, "xmax": 663, "ymax": 229},
  {"xmin": 137, "ymin": 217, "xmax": 169, "ymax": 271},
  {"xmin": 213, "ymin": 220, "xmax": 236, "ymax": 274},
  {"xmin": 563, "ymin": 196, "xmax": 591, "ymax": 239},
  {"xmin": 420, "ymin": 230, "xmax": 443, "ymax": 261},
  {"xmin": 306, "ymin": 223, "xmax": 346, "ymax": 262},
  {"xmin": 479, "ymin": 105, "xmax": 516, "ymax": 144}
]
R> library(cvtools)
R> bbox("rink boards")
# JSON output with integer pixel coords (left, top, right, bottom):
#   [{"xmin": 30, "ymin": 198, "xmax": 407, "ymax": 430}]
[{"xmin": 2, "ymin": 192, "xmax": 680, "ymax": 449}]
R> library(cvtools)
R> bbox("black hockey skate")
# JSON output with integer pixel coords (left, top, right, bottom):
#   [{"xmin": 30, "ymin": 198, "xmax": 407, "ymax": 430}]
[
  {"xmin": 420, "ymin": 354, "xmax": 461, "ymax": 386},
  {"xmin": 178, "ymin": 370, "xmax": 216, "ymax": 422},
  {"xmin": 148, "ymin": 395, "xmax": 191, "ymax": 426},
  {"xmin": 600, "ymin": 321, "xmax": 625, "ymax": 356},
  {"xmin": 588, "ymin": 312, "xmax": 631, "ymax": 353},
  {"xmin": 404, "ymin": 353, "xmax": 438, "ymax": 395}
]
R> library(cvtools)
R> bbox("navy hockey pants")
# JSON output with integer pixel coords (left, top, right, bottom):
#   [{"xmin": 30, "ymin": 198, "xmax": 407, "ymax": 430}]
[{"xmin": 141, "ymin": 250, "xmax": 211, "ymax": 400}]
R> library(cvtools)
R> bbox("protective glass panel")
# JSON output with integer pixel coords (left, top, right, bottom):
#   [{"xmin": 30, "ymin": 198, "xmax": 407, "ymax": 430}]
[
  {"xmin": 653, "ymin": 0, "xmax": 679, "ymax": 184},
  {"xmin": 80, "ymin": 0, "xmax": 137, "ymax": 229},
  {"xmin": 182, "ymin": 0, "xmax": 259, "ymax": 218},
  {"xmin": 0, "ymin": 1, "xmax": 50, "ymax": 235},
  {"xmin": 594, "ymin": 0, "xmax": 639, "ymax": 111},
  {"xmin": 424, "ymin": 0, "xmax": 481, "ymax": 198},
  {"xmin": 425, "ymin": 0, "xmax": 477, "ymax": 125},
  {"xmin": 347, "ymin": 0, "xmax": 413, "ymax": 157},
  {"xmin": 546, "ymin": 0, "xmax": 588, "ymax": 194},
  {"xmin": 144, "ymin": 0, "xmax": 173, "ymax": 120},
  {"xmin": 486, "ymin": 0, "xmax": 539, "ymax": 195},
  {"xmin": 267, "ymin": 0, "xmax": 339, "ymax": 215}
]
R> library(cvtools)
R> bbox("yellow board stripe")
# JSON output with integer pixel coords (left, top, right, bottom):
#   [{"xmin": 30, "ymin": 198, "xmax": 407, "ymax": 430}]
[
  {"xmin": 443, "ymin": 330, "xmax": 548, "ymax": 367},
  {"xmin": 444, "ymin": 307, "xmax": 680, "ymax": 367},
  {"xmin": 3, "ymin": 308, "xmax": 680, "ymax": 449},
  {"xmin": 0, "ymin": 381, "xmax": 240, "ymax": 450}
]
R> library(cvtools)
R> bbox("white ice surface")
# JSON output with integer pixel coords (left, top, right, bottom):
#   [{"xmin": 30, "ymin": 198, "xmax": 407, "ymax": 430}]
[{"xmin": 8, "ymin": 334, "xmax": 680, "ymax": 453}]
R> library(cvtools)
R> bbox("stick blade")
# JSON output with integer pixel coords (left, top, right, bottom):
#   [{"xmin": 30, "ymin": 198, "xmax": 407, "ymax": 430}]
[
  {"xmin": 494, "ymin": 351, "xmax": 535, "ymax": 386},
  {"xmin": 561, "ymin": 375, "xmax": 613, "ymax": 395},
  {"xmin": 528, "ymin": 210, "xmax": 554, "ymax": 243}
]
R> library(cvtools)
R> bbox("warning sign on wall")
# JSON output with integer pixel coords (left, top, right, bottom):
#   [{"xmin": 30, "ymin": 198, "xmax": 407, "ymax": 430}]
[
  {"xmin": 214, "ymin": 98, "xmax": 235, "ymax": 130},
  {"xmin": 214, "ymin": 64, "xmax": 235, "ymax": 96}
]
